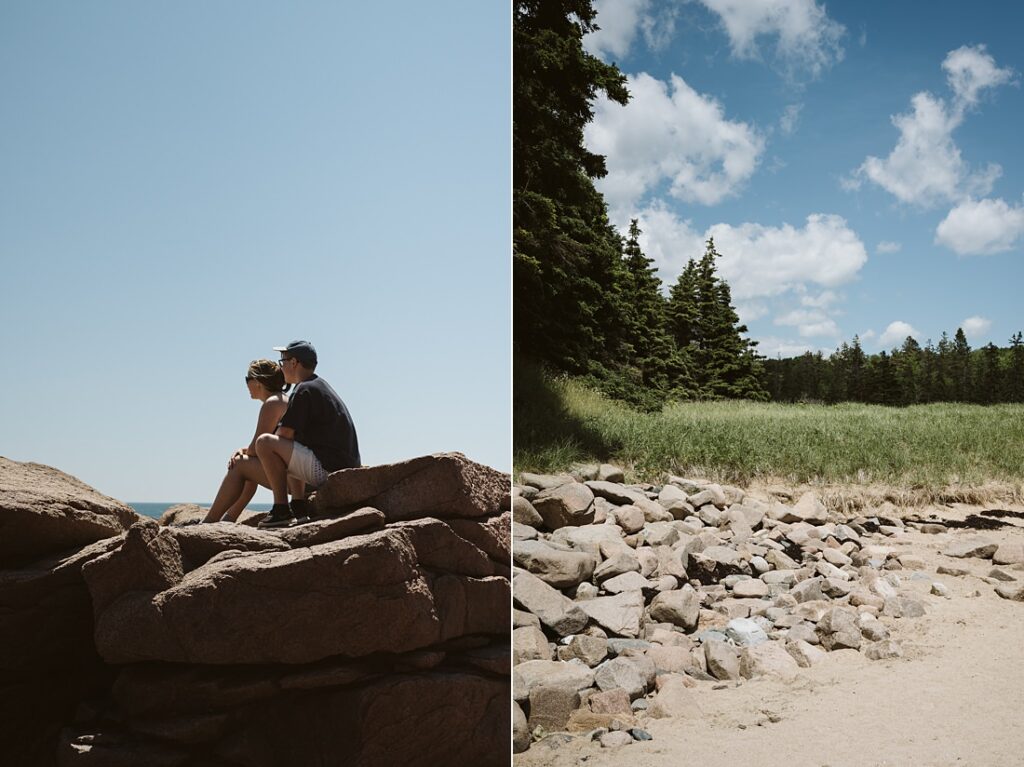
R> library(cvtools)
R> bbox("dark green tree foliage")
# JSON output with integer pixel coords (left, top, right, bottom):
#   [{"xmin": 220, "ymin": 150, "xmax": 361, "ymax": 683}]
[
  {"xmin": 513, "ymin": 0, "xmax": 630, "ymax": 374},
  {"xmin": 763, "ymin": 328, "xmax": 1024, "ymax": 405},
  {"xmin": 951, "ymin": 328, "xmax": 972, "ymax": 401},
  {"xmin": 669, "ymin": 239, "xmax": 767, "ymax": 400},
  {"xmin": 1007, "ymin": 332, "xmax": 1024, "ymax": 402},
  {"xmin": 619, "ymin": 220, "xmax": 677, "ymax": 394}
]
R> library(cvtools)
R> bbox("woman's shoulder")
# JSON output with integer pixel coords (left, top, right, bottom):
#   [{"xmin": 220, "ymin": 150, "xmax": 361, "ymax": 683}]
[{"xmin": 263, "ymin": 393, "xmax": 289, "ymax": 409}]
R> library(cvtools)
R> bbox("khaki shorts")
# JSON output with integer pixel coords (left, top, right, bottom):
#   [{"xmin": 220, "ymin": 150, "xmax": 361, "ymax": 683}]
[{"xmin": 287, "ymin": 442, "xmax": 329, "ymax": 488}]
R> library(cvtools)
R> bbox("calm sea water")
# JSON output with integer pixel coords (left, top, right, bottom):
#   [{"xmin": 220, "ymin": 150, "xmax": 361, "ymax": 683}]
[{"xmin": 130, "ymin": 502, "xmax": 273, "ymax": 520}]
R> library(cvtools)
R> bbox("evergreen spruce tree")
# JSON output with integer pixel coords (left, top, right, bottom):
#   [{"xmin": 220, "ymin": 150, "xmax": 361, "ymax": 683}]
[
  {"xmin": 619, "ymin": 220, "xmax": 678, "ymax": 397},
  {"xmin": 1008, "ymin": 332, "xmax": 1024, "ymax": 402},
  {"xmin": 676, "ymin": 239, "xmax": 766, "ymax": 400},
  {"xmin": 951, "ymin": 328, "xmax": 972, "ymax": 401},
  {"xmin": 513, "ymin": 0, "xmax": 630, "ymax": 374},
  {"xmin": 975, "ymin": 343, "xmax": 1002, "ymax": 404},
  {"xmin": 935, "ymin": 332, "xmax": 953, "ymax": 401},
  {"xmin": 893, "ymin": 336, "xmax": 922, "ymax": 405}
]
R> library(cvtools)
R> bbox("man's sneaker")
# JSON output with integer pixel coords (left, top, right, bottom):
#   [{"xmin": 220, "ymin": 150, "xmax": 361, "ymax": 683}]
[
  {"xmin": 290, "ymin": 499, "xmax": 310, "ymax": 523},
  {"xmin": 258, "ymin": 503, "xmax": 294, "ymax": 529}
]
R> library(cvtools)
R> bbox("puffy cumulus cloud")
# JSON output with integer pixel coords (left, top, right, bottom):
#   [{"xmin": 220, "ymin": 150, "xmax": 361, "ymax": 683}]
[
  {"xmin": 879, "ymin": 321, "xmax": 921, "ymax": 349},
  {"xmin": 852, "ymin": 92, "xmax": 1000, "ymax": 207},
  {"xmin": 961, "ymin": 315, "xmax": 992, "ymax": 340},
  {"xmin": 698, "ymin": 0, "xmax": 845, "ymax": 80},
  {"xmin": 756, "ymin": 336, "xmax": 821, "ymax": 358},
  {"xmin": 628, "ymin": 210, "xmax": 866, "ymax": 348},
  {"xmin": 735, "ymin": 302, "xmax": 770, "ymax": 323},
  {"xmin": 632, "ymin": 202, "xmax": 708, "ymax": 282},
  {"xmin": 799, "ymin": 289, "xmax": 839, "ymax": 308},
  {"xmin": 943, "ymin": 45, "xmax": 1017, "ymax": 110},
  {"xmin": 631, "ymin": 209, "xmax": 867, "ymax": 301},
  {"xmin": 584, "ymin": 0, "xmax": 680, "ymax": 60},
  {"xmin": 587, "ymin": 72, "xmax": 765, "ymax": 212},
  {"xmin": 774, "ymin": 309, "xmax": 841, "ymax": 338},
  {"xmin": 707, "ymin": 214, "xmax": 867, "ymax": 301},
  {"xmin": 877, "ymin": 241, "xmax": 902, "ymax": 254},
  {"xmin": 584, "ymin": 0, "xmax": 650, "ymax": 61},
  {"xmin": 935, "ymin": 197, "xmax": 1024, "ymax": 255},
  {"xmin": 848, "ymin": 46, "xmax": 1013, "ymax": 208}
]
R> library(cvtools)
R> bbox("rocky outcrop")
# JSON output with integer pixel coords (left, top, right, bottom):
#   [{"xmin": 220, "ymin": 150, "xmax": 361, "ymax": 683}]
[
  {"xmin": 311, "ymin": 452, "xmax": 508, "ymax": 522},
  {"xmin": 0, "ymin": 457, "xmax": 138, "ymax": 568},
  {"xmin": 511, "ymin": 469, "xmax": 956, "ymax": 753},
  {"xmin": 1, "ymin": 453, "xmax": 509, "ymax": 767}
]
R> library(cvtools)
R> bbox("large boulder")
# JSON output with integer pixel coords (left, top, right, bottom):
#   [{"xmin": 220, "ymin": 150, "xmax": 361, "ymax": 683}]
[
  {"xmin": 167, "ymin": 523, "xmax": 290, "ymax": 570},
  {"xmin": 0, "ymin": 457, "xmax": 138, "ymax": 568},
  {"xmin": 512, "ymin": 569, "xmax": 588, "ymax": 637},
  {"xmin": 0, "ymin": 537, "xmax": 122, "ymax": 767},
  {"xmin": 86, "ymin": 528, "xmax": 507, "ymax": 664},
  {"xmin": 512, "ymin": 540, "xmax": 597, "ymax": 589},
  {"xmin": 60, "ymin": 670, "xmax": 508, "ymax": 767},
  {"xmin": 311, "ymin": 453, "xmax": 508, "ymax": 522},
  {"xmin": 532, "ymin": 483, "xmax": 595, "ymax": 529}
]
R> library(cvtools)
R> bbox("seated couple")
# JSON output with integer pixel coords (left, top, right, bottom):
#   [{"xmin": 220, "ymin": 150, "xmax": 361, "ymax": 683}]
[{"xmin": 203, "ymin": 340, "xmax": 360, "ymax": 529}]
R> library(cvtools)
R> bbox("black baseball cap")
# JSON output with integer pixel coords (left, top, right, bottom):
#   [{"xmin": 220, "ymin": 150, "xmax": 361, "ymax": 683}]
[{"xmin": 272, "ymin": 340, "xmax": 317, "ymax": 367}]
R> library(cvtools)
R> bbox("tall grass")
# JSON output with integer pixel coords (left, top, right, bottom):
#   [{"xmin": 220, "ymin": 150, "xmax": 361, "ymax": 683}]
[{"xmin": 515, "ymin": 366, "xmax": 1024, "ymax": 502}]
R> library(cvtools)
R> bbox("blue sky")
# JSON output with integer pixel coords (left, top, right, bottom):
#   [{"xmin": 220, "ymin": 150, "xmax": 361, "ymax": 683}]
[
  {"xmin": 0, "ymin": 2, "xmax": 509, "ymax": 502},
  {"xmin": 583, "ymin": 0, "xmax": 1023, "ymax": 357}
]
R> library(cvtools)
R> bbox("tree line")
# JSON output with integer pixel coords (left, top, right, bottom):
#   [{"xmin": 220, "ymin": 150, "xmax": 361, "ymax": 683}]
[
  {"xmin": 765, "ymin": 331, "xmax": 1024, "ymax": 405},
  {"xmin": 514, "ymin": 0, "xmax": 764, "ymax": 409},
  {"xmin": 514, "ymin": 0, "xmax": 1020, "ymax": 411}
]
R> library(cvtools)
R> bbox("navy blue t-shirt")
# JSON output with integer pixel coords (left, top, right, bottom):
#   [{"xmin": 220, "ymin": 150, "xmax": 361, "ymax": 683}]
[{"xmin": 278, "ymin": 375, "xmax": 360, "ymax": 472}]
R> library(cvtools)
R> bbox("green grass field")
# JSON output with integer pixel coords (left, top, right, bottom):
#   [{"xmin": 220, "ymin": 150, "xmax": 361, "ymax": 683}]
[{"xmin": 515, "ymin": 366, "xmax": 1024, "ymax": 503}]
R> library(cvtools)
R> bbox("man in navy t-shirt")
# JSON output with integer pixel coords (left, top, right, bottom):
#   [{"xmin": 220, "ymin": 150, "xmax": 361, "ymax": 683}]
[{"xmin": 256, "ymin": 340, "xmax": 360, "ymax": 528}]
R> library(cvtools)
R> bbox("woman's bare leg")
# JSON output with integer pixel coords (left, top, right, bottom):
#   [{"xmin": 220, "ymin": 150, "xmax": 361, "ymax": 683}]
[
  {"xmin": 203, "ymin": 457, "xmax": 270, "ymax": 522},
  {"xmin": 221, "ymin": 481, "xmax": 259, "ymax": 523}
]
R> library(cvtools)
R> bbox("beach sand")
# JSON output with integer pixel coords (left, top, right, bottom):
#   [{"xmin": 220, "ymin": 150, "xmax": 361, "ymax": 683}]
[{"xmin": 515, "ymin": 502, "xmax": 1024, "ymax": 767}]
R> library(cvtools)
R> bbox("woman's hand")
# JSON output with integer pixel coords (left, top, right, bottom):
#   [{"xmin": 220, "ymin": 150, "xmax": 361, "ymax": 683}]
[{"xmin": 228, "ymin": 447, "xmax": 248, "ymax": 469}]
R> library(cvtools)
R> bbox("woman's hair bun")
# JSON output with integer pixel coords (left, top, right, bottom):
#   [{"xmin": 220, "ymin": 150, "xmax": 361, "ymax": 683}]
[{"xmin": 247, "ymin": 359, "xmax": 287, "ymax": 393}]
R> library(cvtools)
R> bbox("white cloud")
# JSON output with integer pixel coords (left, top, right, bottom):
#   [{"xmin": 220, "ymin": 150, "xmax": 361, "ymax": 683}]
[
  {"xmin": 587, "ymin": 73, "xmax": 765, "ymax": 213},
  {"xmin": 708, "ymin": 214, "xmax": 868, "ymax": 300},
  {"xmin": 633, "ymin": 203, "xmax": 708, "ymax": 282},
  {"xmin": 780, "ymin": 103, "xmax": 802, "ymax": 135},
  {"xmin": 799, "ymin": 289, "xmax": 839, "ymax": 308},
  {"xmin": 935, "ymin": 197, "xmax": 1024, "ymax": 255},
  {"xmin": 698, "ymin": 0, "xmax": 845, "ymax": 79},
  {"xmin": 584, "ymin": 0, "xmax": 678, "ymax": 60},
  {"xmin": 961, "ymin": 316, "xmax": 992, "ymax": 340},
  {"xmin": 757, "ymin": 336, "xmax": 820, "ymax": 358},
  {"xmin": 849, "ymin": 45, "xmax": 1014, "ymax": 208},
  {"xmin": 630, "ymin": 210, "xmax": 866, "ymax": 348},
  {"xmin": 860, "ymin": 329, "xmax": 877, "ymax": 341},
  {"xmin": 774, "ymin": 309, "xmax": 840, "ymax": 338},
  {"xmin": 584, "ymin": 0, "xmax": 649, "ymax": 60},
  {"xmin": 879, "ymin": 321, "xmax": 920, "ymax": 348},
  {"xmin": 633, "ymin": 209, "xmax": 868, "ymax": 303},
  {"xmin": 735, "ymin": 302, "xmax": 769, "ymax": 323},
  {"xmin": 943, "ymin": 44, "xmax": 1017, "ymax": 110},
  {"xmin": 877, "ymin": 240, "xmax": 902, "ymax": 254}
]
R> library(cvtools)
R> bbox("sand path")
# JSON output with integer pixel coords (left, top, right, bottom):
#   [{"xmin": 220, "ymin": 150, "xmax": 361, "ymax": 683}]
[{"xmin": 516, "ymin": 503, "xmax": 1024, "ymax": 767}]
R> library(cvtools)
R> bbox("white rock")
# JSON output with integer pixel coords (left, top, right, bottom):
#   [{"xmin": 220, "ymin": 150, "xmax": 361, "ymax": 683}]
[{"xmin": 725, "ymin": 617, "xmax": 768, "ymax": 647}]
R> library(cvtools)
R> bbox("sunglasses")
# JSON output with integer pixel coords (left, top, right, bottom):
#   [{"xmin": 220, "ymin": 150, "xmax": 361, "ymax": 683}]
[{"xmin": 278, "ymin": 357, "xmax": 294, "ymax": 366}]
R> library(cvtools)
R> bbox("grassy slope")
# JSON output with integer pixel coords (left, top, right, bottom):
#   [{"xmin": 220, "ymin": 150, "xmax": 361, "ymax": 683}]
[{"xmin": 515, "ymin": 367, "xmax": 1024, "ymax": 504}]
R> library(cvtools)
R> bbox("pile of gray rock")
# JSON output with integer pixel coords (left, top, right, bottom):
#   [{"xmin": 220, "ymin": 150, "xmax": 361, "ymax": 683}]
[
  {"xmin": 1, "ymin": 453, "xmax": 510, "ymax": 767},
  {"xmin": 513, "ymin": 466, "xmax": 947, "ymax": 753}
]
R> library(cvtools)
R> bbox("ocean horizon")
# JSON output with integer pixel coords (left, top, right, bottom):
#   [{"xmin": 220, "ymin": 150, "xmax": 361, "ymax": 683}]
[{"xmin": 130, "ymin": 502, "xmax": 274, "ymax": 520}]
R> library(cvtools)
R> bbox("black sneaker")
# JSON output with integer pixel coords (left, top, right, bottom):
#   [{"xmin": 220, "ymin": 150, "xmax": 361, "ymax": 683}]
[
  {"xmin": 290, "ymin": 499, "xmax": 310, "ymax": 523},
  {"xmin": 258, "ymin": 503, "xmax": 294, "ymax": 529}
]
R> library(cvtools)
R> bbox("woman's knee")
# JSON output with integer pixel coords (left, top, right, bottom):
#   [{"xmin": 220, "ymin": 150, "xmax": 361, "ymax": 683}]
[{"xmin": 255, "ymin": 433, "xmax": 276, "ymax": 454}]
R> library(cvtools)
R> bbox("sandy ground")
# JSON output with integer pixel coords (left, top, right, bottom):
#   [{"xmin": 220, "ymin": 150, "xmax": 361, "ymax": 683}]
[{"xmin": 516, "ymin": 502, "xmax": 1024, "ymax": 767}]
